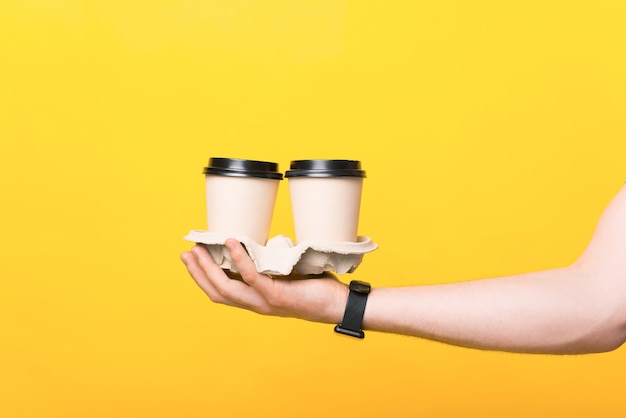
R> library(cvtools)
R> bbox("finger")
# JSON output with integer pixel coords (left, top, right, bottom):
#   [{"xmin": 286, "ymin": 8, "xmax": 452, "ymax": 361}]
[
  {"xmin": 224, "ymin": 239, "xmax": 277, "ymax": 296},
  {"xmin": 180, "ymin": 250, "xmax": 222, "ymax": 299},
  {"xmin": 190, "ymin": 245, "xmax": 268, "ymax": 309},
  {"xmin": 190, "ymin": 244, "xmax": 228, "ymax": 279},
  {"xmin": 181, "ymin": 250, "xmax": 246, "ymax": 309}
]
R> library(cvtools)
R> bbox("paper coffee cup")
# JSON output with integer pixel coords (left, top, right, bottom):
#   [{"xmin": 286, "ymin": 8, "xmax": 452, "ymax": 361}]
[
  {"xmin": 285, "ymin": 160, "xmax": 366, "ymax": 243},
  {"xmin": 204, "ymin": 158, "xmax": 283, "ymax": 245}
]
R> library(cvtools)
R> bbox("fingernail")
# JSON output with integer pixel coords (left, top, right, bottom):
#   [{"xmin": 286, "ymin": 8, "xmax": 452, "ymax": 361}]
[{"xmin": 225, "ymin": 240, "xmax": 235, "ymax": 250}]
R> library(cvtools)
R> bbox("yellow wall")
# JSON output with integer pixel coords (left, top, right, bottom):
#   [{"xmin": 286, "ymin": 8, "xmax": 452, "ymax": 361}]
[{"xmin": 2, "ymin": 1, "xmax": 625, "ymax": 416}]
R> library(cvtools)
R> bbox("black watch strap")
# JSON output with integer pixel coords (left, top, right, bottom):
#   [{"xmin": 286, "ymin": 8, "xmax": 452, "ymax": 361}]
[{"xmin": 334, "ymin": 280, "xmax": 371, "ymax": 339}]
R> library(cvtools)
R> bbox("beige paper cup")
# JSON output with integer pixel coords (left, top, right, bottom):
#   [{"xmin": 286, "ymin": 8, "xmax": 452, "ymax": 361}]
[
  {"xmin": 204, "ymin": 158, "xmax": 283, "ymax": 245},
  {"xmin": 286, "ymin": 160, "xmax": 366, "ymax": 243}
]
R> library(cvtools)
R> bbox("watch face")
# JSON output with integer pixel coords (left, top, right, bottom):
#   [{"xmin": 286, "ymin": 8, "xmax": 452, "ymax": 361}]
[{"xmin": 350, "ymin": 280, "xmax": 371, "ymax": 294}]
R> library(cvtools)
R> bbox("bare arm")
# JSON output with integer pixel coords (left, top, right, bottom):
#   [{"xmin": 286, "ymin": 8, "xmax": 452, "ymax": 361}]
[
  {"xmin": 363, "ymin": 266, "xmax": 625, "ymax": 354},
  {"xmin": 181, "ymin": 183, "xmax": 626, "ymax": 354}
]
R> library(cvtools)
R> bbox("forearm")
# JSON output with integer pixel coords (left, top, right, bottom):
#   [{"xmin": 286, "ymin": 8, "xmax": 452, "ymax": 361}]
[
  {"xmin": 363, "ymin": 266, "xmax": 626, "ymax": 354},
  {"xmin": 360, "ymin": 183, "xmax": 626, "ymax": 354}
]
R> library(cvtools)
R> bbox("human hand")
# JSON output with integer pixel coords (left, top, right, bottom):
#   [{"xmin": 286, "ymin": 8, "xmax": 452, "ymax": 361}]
[{"xmin": 180, "ymin": 239, "xmax": 349, "ymax": 324}]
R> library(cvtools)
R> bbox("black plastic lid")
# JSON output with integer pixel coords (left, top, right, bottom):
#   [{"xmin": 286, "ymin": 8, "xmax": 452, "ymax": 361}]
[
  {"xmin": 203, "ymin": 158, "xmax": 283, "ymax": 180},
  {"xmin": 285, "ymin": 159, "xmax": 366, "ymax": 178}
]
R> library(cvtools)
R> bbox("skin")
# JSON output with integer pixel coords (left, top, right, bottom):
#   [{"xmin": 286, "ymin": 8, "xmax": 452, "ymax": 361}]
[{"xmin": 181, "ymin": 183, "xmax": 626, "ymax": 354}]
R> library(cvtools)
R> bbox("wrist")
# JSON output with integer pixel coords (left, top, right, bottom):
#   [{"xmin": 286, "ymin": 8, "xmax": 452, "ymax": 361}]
[{"xmin": 331, "ymin": 283, "xmax": 350, "ymax": 324}]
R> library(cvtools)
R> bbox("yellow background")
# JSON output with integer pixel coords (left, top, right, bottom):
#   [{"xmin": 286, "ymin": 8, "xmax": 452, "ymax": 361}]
[{"xmin": 1, "ymin": 1, "xmax": 625, "ymax": 417}]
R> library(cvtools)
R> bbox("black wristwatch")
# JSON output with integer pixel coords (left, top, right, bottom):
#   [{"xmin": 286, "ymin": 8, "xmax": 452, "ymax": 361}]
[{"xmin": 334, "ymin": 280, "xmax": 371, "ymax": 339}]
